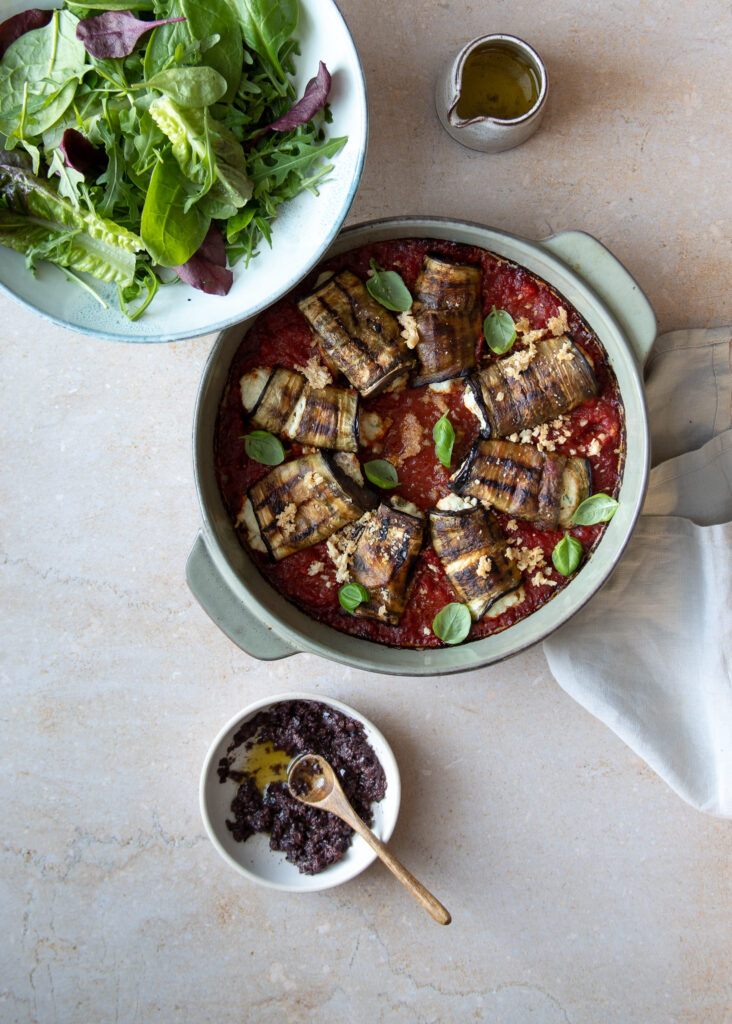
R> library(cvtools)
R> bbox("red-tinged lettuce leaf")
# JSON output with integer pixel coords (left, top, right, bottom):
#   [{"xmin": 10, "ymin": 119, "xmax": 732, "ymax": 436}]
[
  {"xmin": 173, "ymin": 223, "xmax": 233, "ymax": 296},
  {"xmin": 76, "ymin": 10, "xmax": 185, "ymax": 59},
  {"xmin": 0, "ymin": 8, "xmax": 53, "ymax": 59},
  {"xmin": 60, "ymin": 129, "xmax": 108, "ymax": 178},
  {"xmin": 259, "ymin": 61, "xmax": 331, "ymax": 137}
]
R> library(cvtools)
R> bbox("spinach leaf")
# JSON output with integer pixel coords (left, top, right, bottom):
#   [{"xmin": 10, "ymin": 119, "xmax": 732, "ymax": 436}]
[
  {"xmin": 432, "ymin": 603, "xmax": 471, "ymax": 644},
  {"xmin": 483, "ymin": 306, "xmax": 517, "ymax": 354},
  {"xmin": 243, "ymin": 430, "xmax": 285, "ymax": 465},
  {"xmin": 0, "ymin": 11, "xmax": 87, "ymax": 138},
  {"xmin": 364, "ymin": 459, "xmax": 399, "ymax": 489},
  {"xmin": 0, "ymin": 9, "xmax": 53, "ymax": 59},
  {"xmin": 180, "ymin": 0, "xmax": 243, "ymax": 102},
  {"xmin": 571, "ymin": 493, "xmax": 619, "ymax": 525},
  {"xmin": 142, "ymin": 66, "xmax": 227, "ymax": 107},
  {"xmin": 140, "ymin": 152, "xmax": 210, "ymax": 266},
  {"xmin": 365, "ymin": 258, "xmax": 412, "ymax": 312},
  {"xmin": 234, "ymin": 0, "xmax": 298, "ymax": 81},
  {"xmin": 551, "ymin": 532, "xmax": 582, "ymax": 576},
  {"xmin": 338, "ymin": 583, "xmax": 369, "ymax": 613},
  {"xmin": 433, "ymin": 412, "xmax": 455, "ymax": 468}
]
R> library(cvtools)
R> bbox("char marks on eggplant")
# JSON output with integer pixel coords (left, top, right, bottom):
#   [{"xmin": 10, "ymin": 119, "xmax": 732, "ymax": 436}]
[
  {"xmin": 242, "ymin": 452, "xmax": 377, "ymax": 562},
  {"xmin": 341, "ymin": 503, "xmax": 424, "ymax": 625},
  {"xmin": 450, "ymin": 439, "xmax": 591, "ymax": 530},
  {"xmin": 466, "ymin": 335, "xmax": 599, "ymax": 437},
  {"xmin": 297, "ymin": 270, "xmax": 414, "ymax": 398},
  {"xmin": 241, "ymin": 366, "xmax": 359, "ymax": 452},
  {"xmin": 412, "ymin": 253, "xmax": 482, "ymax": 386},
  {"xmin": 429, "ymin": 505, "xmax": 522, "ymax": 620}
]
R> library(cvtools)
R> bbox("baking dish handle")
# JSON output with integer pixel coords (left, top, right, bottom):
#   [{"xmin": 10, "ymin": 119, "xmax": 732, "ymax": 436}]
[
  {"xmin": 540, "ymin": 230, "xmax": 657, "ymax": 366},
  {"xmin": 186, "ymin": 531, "xmax": 298, "ymax": 661}
]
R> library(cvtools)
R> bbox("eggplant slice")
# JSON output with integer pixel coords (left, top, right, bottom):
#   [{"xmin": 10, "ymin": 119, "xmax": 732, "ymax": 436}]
[
  {"xmin": 412, "ymin": 253, "xmax": 482, "ymax": 386},
  {"xmin": 297, "ymin": 269, "xmax": 414, "ymax": 397},
  {"xmin": 450, "ymin": 439, "xmax": 591, "ymax": 530},
  {"xmin": 243, "ymin": 453, "xmax": 377, "ymax": 561},
  {"xmin": 465, "ymin": 335, "xmax": 599, "ymax": 437},
  {"xmin": 241, "ymin": 366, "xmax": 359, "ymax": 452},
  {"xmin": 429, "ymin": 505, "xmax": 522, "ymax": 620},
  {"xmin": 342, "ymin": 503, "xmax": 424, "ymax": 625}
]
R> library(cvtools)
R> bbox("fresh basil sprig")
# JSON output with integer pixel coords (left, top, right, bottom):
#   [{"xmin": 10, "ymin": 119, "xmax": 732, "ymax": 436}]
[
  {"xmin": 572, "ymin": 493, "xmax": 619, "ymax": 525},
  {"xmin": 483, "ymin": 306, "xmax": 517, "ymax": 354},
  {"xmin": 552, "ymin": 532, "xmax": 583, "ymax": 576},
  {"xmin": 365, "ymin": 258, "xmax": 413, "ymax": 312},
  {"xmin": 432, "ymin": 602, "xmax": 471, "ymax": 645},
  {"xmin": 364, "ymin": 459, "xmax": 399, "ymax": 489},
  {"xmin": 338, "ymin": 582, "xmax": 369, "ymax": 613},
  {"xmin": 243, "ymin": 430, "xmax": 285, "ymax": 466},
  {"xmin": 433, "ymin": 412, "xmax": 455, "ymax": 468}
]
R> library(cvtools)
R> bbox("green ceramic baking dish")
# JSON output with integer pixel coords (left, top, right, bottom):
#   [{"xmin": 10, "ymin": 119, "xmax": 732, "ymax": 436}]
[{"xmin": 186, "ymin": 216, "xmax": 656, "ymax": 675}]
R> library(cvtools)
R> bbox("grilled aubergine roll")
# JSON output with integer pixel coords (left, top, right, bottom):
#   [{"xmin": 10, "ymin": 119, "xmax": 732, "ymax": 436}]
[
  {"xmin": 464, "ymin": 335, "xmax": 599, "ymax": 437},
  {"xmin": 240, "ymin": 366, "xmax": 359, "ymax": 452},
  {"xmin": 237, "ymin": 452, "xmax": 377, "ymax": 562},
  {"xmin": 297, "ymin": 269, "xmax": 414, "ymax": 397},
  {"xmin": 429, "ymin": 504, "xmax": 522, "ymax": 620},
  {"xmin": 341, "ymin": 502, "xmax": 424, "ymax": 626},
  {"xmin": 412, "ymin": 253, "xmax": 482, "ymax": 386},
  {"xmin": 450, "ymin": 439, "xmax": 591, "ymax": 530}
]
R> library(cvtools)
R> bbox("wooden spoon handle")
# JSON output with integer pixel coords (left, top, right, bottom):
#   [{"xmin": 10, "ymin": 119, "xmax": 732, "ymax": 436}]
[{"xmin": 348, "ymin": 814, "xmax": 451, "ymax": 925}]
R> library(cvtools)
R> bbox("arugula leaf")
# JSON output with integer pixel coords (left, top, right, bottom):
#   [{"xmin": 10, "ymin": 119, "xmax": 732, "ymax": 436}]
[
  {"xmin": 0, "ymin": 11, "xmax": 87, "ymax": 138},
  {"xmin": 234, "ymin": 0, "xmax": 298, "ymax": 81},
  {"xmin": 140, "ymin": 151, "xmax": 210, "ymax": 266},
  {"xmin": 47, "ymin": 149, "xmax": 85, "ymax": 206}
]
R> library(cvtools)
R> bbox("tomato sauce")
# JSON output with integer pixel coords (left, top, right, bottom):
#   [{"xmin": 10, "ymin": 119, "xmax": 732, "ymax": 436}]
[{"xmin": 215, "ymin": 239, "xmax": 624, "ymax": 648}]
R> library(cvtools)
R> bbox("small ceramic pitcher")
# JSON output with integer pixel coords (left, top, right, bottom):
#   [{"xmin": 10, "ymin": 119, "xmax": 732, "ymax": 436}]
[{"xmin": 435, "ymin": 34, "xmax": 548, "ymax": 153}]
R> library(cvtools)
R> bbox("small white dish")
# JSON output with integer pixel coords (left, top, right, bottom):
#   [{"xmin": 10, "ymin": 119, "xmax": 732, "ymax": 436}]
[
  {"xmin": 199, "ymin": 692, "xmax": 401, "ymax": 892},
  {"xmin": 0, "ymin": 0, "xmax": 367, "ymax": 342}
]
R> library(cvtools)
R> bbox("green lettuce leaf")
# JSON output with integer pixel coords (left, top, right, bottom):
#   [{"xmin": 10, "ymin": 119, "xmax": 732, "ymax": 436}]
[
  {"xmin": 0, "ymin": 153, "xmax": 140, "ymax": 284},
  {"xmin": 149, "ymin": 95, "xmax": 252, "ymax": 209}
]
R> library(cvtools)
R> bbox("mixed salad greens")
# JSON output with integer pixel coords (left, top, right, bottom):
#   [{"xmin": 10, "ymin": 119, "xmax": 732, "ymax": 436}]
[{"xmin": 0, "ymin": 1, "xmax": 346, "ymax": 318}]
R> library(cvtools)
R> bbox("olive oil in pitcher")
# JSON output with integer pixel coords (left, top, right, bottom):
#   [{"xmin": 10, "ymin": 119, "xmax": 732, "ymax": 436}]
[{"xmin": 456, "ymin": 43, "xmax": 540, "ymax": 121}]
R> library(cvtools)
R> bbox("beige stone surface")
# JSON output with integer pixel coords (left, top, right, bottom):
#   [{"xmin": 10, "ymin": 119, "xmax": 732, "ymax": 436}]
[{"xmin": 1, "ymin": 1, "xmax": 731, "ymax": 1022}]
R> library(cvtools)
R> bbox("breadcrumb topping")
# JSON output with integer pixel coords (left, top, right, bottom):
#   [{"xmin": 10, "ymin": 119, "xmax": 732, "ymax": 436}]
[
  {"xmin": 531, "ymin": 570, "xmax": 558, "ymax": 588},
  {"xmin": 308, "ymin": 561, "xmax": 324, "ymax": 576},
  {"xmin": 295, "ymin": 355, "xmax": 332, "ymax": 389},
  {"xmin": 476, "ymin": 555, "xmax": 493, "ymax": 578},
  {"xmin": 276, "ymin": 502, "xmax": 298, "ymax": 537},
  {"xmin": 507, "ymin": 544, "xmax": 545, "ymax": 573},
  {"xmin": 547, "ymin": 307, "xmax": 569, "ymax": 337},
  {"xmin": 394, "ymin": 412, "xmax": 423, "ymax": 465},
  {"xmin": 397, "ymin": 311, "xmax": 420, "ymax": 349}
]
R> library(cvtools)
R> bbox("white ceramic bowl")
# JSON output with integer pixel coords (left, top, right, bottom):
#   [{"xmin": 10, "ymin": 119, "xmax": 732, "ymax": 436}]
[
  {"xmin": 199, "ymin": 692, "xmax": 401, "ymax": 892},
  {"xmin": 0, "ymin": 0, "xmax": 367, "ymax": 342}
]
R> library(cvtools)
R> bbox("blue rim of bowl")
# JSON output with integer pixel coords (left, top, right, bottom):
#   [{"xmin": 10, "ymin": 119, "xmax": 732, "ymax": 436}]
[
  {"xmin": 0, "ymin": 0, "xmax": 368, "ymax": 344},
  {"xmin": 199, "ymin": 691, "xmax": 401, "ymax": 892}
]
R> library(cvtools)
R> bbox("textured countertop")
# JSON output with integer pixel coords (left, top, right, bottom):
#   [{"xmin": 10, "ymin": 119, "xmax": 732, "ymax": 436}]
[{"xmin": 2, "ymin": 1, "xmax": 730, "ymax": 1022}]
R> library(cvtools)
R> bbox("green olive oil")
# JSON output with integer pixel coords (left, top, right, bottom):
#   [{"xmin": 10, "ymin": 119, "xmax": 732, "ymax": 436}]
[
  {"xmin": 456, "ymin": 44, "xmax": 540, "ymax": 121},
  {"xmin": 233, "ymin": 740, "xmax": 292, "ymax": 793}
]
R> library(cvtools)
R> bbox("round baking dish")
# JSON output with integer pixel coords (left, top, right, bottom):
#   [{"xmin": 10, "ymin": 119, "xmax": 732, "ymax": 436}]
[{"xmin": 187, "ymin": 217, "xmax": 656, "ymax": 675}]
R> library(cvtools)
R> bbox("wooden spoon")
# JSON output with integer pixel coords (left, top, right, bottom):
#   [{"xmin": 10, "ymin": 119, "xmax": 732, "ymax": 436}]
[{"xmin": 287, "ymin": 752, "xmax": 451, "ymax": 925}]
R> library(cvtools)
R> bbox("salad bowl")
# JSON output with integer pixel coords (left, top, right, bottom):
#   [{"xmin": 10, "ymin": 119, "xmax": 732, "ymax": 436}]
[{"xmin": 0, "ymin": 0, "xmax": 367, "ymax": 342}]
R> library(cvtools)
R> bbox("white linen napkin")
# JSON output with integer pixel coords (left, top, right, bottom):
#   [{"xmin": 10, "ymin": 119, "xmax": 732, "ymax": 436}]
[{"xmin": 543, "ymin": 327, "xmax": 732, "ymax": 817}]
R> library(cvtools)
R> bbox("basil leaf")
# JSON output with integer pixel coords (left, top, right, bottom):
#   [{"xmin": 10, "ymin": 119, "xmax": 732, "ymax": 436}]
[
  {"xmin": 433, "ymin": 412, "xmax": 455, "ymax": 468},
  {"xmin": 338, "ymin": 582, "xmax": 369, "ymax": 613},
  {"xmin": 365, "ymin": 258, "xmax": 413, "ymax": 313},
  {"xmin": 243, "ymin": 430, "xmax": 285, "ymax": 466},
  {"xmin": 572, "ymin": 493, "xmax": 619, "ymax": 526},
  {"xmin": 432, "ymin": 602, "xmax": 471, "ymax": 645},
  {"xmin": 483, "ymin": 306, "xmax": 517, "ymax": 354},
  {"xmin": 551, "ymin": 532, "xmax": 583, "ymax": 576},
  {"xmin": 364, "ymin": 459, "xmax": 399, "ymax": 489}
]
